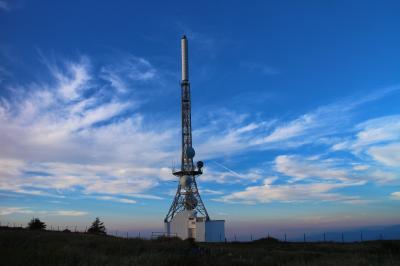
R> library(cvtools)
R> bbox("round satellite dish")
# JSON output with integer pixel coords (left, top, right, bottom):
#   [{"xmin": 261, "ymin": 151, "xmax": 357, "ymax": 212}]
[
  {"xmin": 196, "ymin": 161, "xmax": 204, "ymax": 169},
  {"xmin": 184, "ymin": 194, "xmax": 198, "ymax": 210},
  {"xmin": 185, "ymin": 146, "xmax": 195, "ymax": 158}
]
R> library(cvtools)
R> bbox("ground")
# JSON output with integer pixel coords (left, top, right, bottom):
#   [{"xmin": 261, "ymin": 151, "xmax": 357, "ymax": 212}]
[{"xmin": 1, "ymin": 227, "xmax": 399, "ymax": 266}]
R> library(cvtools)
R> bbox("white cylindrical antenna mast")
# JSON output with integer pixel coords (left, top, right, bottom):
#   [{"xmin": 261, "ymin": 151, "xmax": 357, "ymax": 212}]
[{"xmin": 181, "ymin": 35, "xmax": 189, "ymax": 81}]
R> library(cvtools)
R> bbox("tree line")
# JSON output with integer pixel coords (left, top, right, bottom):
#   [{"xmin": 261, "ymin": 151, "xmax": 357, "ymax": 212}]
[{"xmin": 27, "ymin": 217, "xmax": 106, "ymax": 235}]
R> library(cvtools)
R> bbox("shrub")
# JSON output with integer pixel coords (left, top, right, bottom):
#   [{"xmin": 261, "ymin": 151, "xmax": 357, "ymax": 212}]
[{"xmin": 28, "ymin": 218, "xmax": 46, "ymax": 230}]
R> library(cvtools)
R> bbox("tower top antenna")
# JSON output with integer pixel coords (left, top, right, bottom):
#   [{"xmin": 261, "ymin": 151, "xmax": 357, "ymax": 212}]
[{"xmin": 181, "ymin": 36, "xmax": 189, "ymax": 81}]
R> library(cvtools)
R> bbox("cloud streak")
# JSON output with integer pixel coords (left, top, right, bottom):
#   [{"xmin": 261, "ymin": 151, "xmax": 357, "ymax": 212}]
[
  {"xmin": 0, "ymin": 52, "xmax": 399, "ymax": 209},
  {"xmin": 0, "ymin": 207, "xmax": 87, "ymax": 217}
]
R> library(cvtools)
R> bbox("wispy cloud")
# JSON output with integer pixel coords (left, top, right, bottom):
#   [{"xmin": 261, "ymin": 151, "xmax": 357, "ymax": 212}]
[
  {"xmin": 0, "ymin": 55, "xmax": 176, "ymax": 199},
  {"xmin": 0, "ymin": 207, "xmax": 33, "ymax": 216},
  {"xmin": 331, "ymin": 114, "xmax": 400, "ymax": 169},
  {"xmin": 368, "ymin": 143, "xmax": 400, "ymax": 167},
  {"xmin": 332, "ymin": 115, "xmax": 400, "ymax": 152},
  {"xmin": 275, "ymin": 155, "xmax": 351, "ymax": 182},
  {"xmin": 196, "ymin": 85, "xmax": 400, "ymax": 160},
  {"xmin": 1, "ymin": 51, "xmax": 399, "ymax": 208},
  {"xmin": 52, "ymin": 210, "xmax": 87, "ymax": 217},
  {"xmin": 0, "ymin": 1, "xmax": 10, "ymax": 11},
  {"xmin": 391, "ymin": 192, "xmax": 400, "ymax": 200},
  {"xmin": 0, "ymin": 207, "xmax": 87, "ymax": 217},
  {"xmin": 100, "ymin": 55, "xmax": 157, "ymax": 93},
  {"xmin": 200, "ymin": 189, "xmax": 224, "ymax": 195},
  {"xmin": 95, "ymin": 196, "xmax": 136, "ymax": 204},
  {"xmin": 241, "ymin": 62, "xmax": 279, "ymax": 75},
  {"xmin": 217, "ymin": 178, "xmax": 364, "ymax": 204},
  {"xmin": 215, "ymin": 152, "xmax": 368, "ymax": 204},
  {"xmin": 201, "ymin": 164, "xmax": 263, "ymax": 184}
]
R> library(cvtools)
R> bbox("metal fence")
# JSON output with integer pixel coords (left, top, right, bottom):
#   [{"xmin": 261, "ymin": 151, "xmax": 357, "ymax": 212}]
[{"xmin": 0, "ymin": 220, "xmax": 397, "ymax": 242}]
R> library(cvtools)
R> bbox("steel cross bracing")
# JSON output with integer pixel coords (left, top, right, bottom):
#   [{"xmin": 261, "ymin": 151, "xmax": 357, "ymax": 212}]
[
  {"xmin": 181, "ymin": 80, "xmax": 193, "ymax": 171},
  {"xmin": 164, "ymin": 78, "xmax": 210, "ymax": 223}
]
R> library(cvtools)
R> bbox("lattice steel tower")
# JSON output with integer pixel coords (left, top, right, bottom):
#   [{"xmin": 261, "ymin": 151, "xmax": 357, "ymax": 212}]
[{"xmin": 164, "ymin": 36, "xmax": 209, "ymax": 223}]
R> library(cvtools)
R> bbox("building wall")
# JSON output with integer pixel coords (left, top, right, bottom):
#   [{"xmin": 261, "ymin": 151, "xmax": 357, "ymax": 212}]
[
  {"xmin": 165, "ymin": 211, "xmax": 225, "ymax": 242},
  {"xmin": 167, "ymin": 210, "xmax": 195, "ymax": 239},
  {"xmin": 196, "ymin": 220, "xmax": 205, "ymax": 242},
  {"xmin": 205, "ymin": 220, "xmax": 225, "ymax": 242}
]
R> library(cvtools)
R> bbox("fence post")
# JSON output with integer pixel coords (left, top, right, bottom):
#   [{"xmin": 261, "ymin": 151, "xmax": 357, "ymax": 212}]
[
  {"xmin": 285, "ymin": 233, "xmax": 287, "ymax": 242},
  {"xmin": 304, "ymin": 233, "xmax": 306, "ymax": 243}
]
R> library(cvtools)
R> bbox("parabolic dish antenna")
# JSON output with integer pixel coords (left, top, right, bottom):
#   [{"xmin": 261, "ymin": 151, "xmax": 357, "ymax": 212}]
[{"xmin": 185, "ymin": 146, "xmax": 195, "ymax": 158}]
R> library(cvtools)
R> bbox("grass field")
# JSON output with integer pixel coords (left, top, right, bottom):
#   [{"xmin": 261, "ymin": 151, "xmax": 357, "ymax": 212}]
[{"xmin": 1, "ymin": 227, "xmax": 399, "ymax": 266}]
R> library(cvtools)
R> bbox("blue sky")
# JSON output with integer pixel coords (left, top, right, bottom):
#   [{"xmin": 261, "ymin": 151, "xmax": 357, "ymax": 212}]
[{"xmin": 1, "ymin": 0, "xmax": 400, "ymax": 239}]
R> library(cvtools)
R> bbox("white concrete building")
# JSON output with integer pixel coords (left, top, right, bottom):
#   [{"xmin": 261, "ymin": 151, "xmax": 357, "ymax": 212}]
[{"xmin": 165, "ymin": 210, "xmax": 225, "ymax": 242}]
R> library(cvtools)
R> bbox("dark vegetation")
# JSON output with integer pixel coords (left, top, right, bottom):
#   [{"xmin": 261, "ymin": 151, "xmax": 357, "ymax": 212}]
[
  {"xmin": 1, "ymin": 227, "xmax": 399, "ymax": 266},
  {"xmin": 87, "ymin": 217, "xmax": 106, "ymax": 235},
  {"xmin": 27, "ymin": 218, "xmax": 46, "ymax": 230}
]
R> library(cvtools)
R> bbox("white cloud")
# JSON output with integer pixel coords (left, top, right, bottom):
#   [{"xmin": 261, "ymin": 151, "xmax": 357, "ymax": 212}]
[
  {"xmin": 51, "ymin": 210, "xmax": 87, "ymax": 217},
  {"xmin": 218, "ymin": 178, "xmax": 363, "ymax": 204},
  {"xmin": 201, "ymin": 165, "xmax": 263, "ymax": 184},
  {"xmin": 0, "ymin": 207, "xmax": 87, "ymax": 217},
  {"xmin": 96, "ymin": 196, "xmax": 136, "ymax": 204},
  {"xmin": 330, "ymin": 115, "xmax": 400, "ymax": 170},
  {"xmin": 332, "ymin": 115, "xmax": 400, "ymax": 153},
  {"xmin": 0, "ymin": 1, "xmax": 10, "ymax": 11},
  {"xmin": 368, "ymin": 143, "xmax": 400, "ymax": 167},
  {"xmin": 391, "ymin": 192, "xmax": 400, "ymax": 199},
  {"xmin": 259, "ymin": 115, "xmax": 313, "ymax": 143},
  {"xmin": 366, "ymin": 170, "xmax": 397, "ymax": 184},
  {"xmin": 216, "ymin": 151, "xmax": 379, "ymax": 204},
  {"xmin": 275, "ymin": 155, "xmax": 351, "ymax": 182},
  {"xmin": 0, "ymin": 207, "xmax": 33, "ymax": 216},
  {"xmin": 257, "ymin": 87, "xmax": 400, "ymax": 150},
  {"xmin": 355, "ymin": 115, "xmax": 400, "ymax": 147},
  {"xmin": 353, "ymin": 164, "xmax": 369, "ymax": 171},
  {"xmin": 199, "ymin": 189, "xmax": 224, "ymax": 195},
  {"xmin": 51, "ymin": 58, "xmax": 91, "ymax": 100},
  {"xmin": 0, "ymin": 55, "xmax": 177, "ymax": 199},
  {"xmin": 0, "ymin": 159, "xmax": 175, "ymax": 198},
  {"xmin": 1, "ymin": 51, "xmax": 399, "ymax": 208},
  {"xmin": 196, "ymin": 87, "xmax": 400, "ymax": 160},
  {"xmin": 100, "ymin": 55, "xmax": 157, "ymax": 93}
]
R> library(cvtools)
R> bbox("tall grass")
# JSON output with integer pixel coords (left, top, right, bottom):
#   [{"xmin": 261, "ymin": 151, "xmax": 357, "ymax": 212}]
[{"xmin": 0, "ymin": 228, "xmax": 399, "ymax": 266}]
